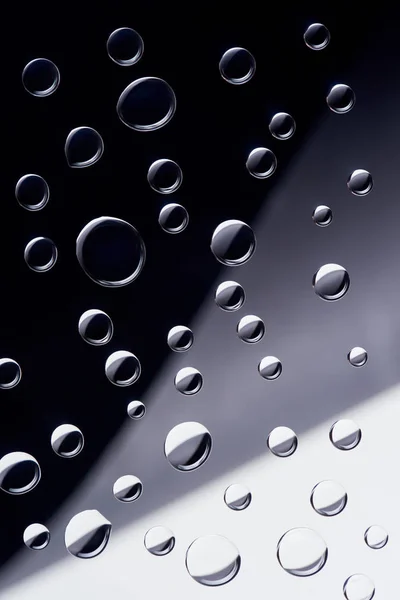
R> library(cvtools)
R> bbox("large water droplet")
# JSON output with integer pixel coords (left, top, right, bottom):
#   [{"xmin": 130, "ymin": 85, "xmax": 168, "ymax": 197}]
[
  {"xmin": 65, "ymin": 510, "xmax": 111, "ymax": 559},
  {"xmin": 164, "ymin": 422, "xmax": 212, "ymax": 471},
  {"xmin": 0, "ymin": 358, "xmax": 21, "ymax": 389},
  {"xmin": 311, "ymin": 480, "xmax": 347, "ymax": 516},
  {"xmin": 329, "ymin": 419, "xmax": 362, "ymax": 451},
  {"xmin": 23, "ymin": 523, "xmax": 50, "ymax": 550},
  {"xmin": 105, "ymin": 351, "xmax": 141, "ymax": 387},
  {"xmin": 174, "ymin": 367, "xmax": 203, "ymax": 395},
  {"xmin": 224, "ymin": 484, "xmax": 252, "ymax": 511},
  {"xmin": 312, "ymin": 205, "xmax": 333, "ymax": 227},
  {"xmin": 159, "ymin": 203, "xmax": 188, "ymax": 233},
  {"xmin": 219, "ymin": 47, "xmax": 256, "ymax": 85},
  {"xmin": 364, "ymin": 525, "xmax": 388, "ymax": 550},
  {"xmin": 186, "ymin": 535, "xmax": 241, "ymax": 586},
  {"xmin": 347, "ymin": 347, "xmax": 368, "ymax": 367},
  {"xmin": 148, "ymin": 159, "xmax": 182, "ymax": 194},
  {"xmin": 343, "ymin": 574, "xmax": 375, "ymax": 600},
  {"xmin": 15, "ymin": 174, "xmax": 49, "ymax": 211},
  {"xmin": 237, "ymin": 315, "xmax": 265, "ymax": 343},
  {"xmin": 167, "ymin": 326, "xmax": 194, "ymax": 352},
  {"xmin": 113, "ymin": 475, "xmax": 143, "ymax": 502},
  {"xmin": 277, "ymin": 527, "xmax": 328, "ymax": 577},
  {"xmin": 117, "ymin": 77, "xmax": 176, "ymax": 131},
  {"xmin": 51, "ymin": 424, "xmax": 84, "ymax": 458},
  {"xmin": 258, "ymin": 356, "xmax": 282, "ymax": 380},
  {"xmin": 22, "ymin": 58, "xmax": 60, "ymax": 97},
  {"xmin": 326, "ymin": 84, "xmax": 355, "ymax": 114},
  {"xmin": 0, "ymin": 451, "xmax": 41, "ymax": 495},
  {"xmin": 107, "ymin": 27, "xmax": 144, "ymax": 66},
  {"xmin": 304, "ymin": 23, "xmax": 330, "ymax": 50},
  {"xmin": 65, "ymin": 127, "xmax": 104, "ymax": 168},
  {"xmin": 127, "ymin": 400, "xmax": 146, "ymax": 420},
  {"xmin": 313, "ymin": 264, "xmax": 350, "ymax": 301},
  {"xmin": 24, "ymin": 237, "xmax": 58, "ymax": 272},
  {"xmin": 211, "ymin": 220, "xmax": 256, "ymax": 266},
  {"xmin": 347, "ymin": 169, "xmax": 373, "ymax": 196},
  {"xmin": 215, "ymin": 281, "xmax": 245, "ymax": 311},
  {"xmin": 246, "ymin": 147, "xmax": 277, "ymax": 179},
  {"xmin": 144, "ymin": 526, "xmax": 175, "ymax": 555},
  {"xmin": 269, "ymin": 112, "xmax": 296, "ymax": 140},
  {"xmin": 267, "ymin": 426, "xmax": 297, "ymax": 457},
  {"xmin": 78, "ymin": 309, "xmax": 113, "ymax": 346}
]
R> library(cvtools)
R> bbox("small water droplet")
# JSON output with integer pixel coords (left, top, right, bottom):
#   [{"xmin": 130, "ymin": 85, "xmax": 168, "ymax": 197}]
[
  {"xmin": 23, "ymin": 523, "xmax": 50, "ymax": 550},
  {"xmin": 117, "ymin": 77, "xmax": 176, "ymax": 131},
  {"xmin": 304, "ymin": 23, "xmax": 330, "ymax": 50},
  {"xmin": 312, "ymin": 205, "xmax": 333, "ymax": 227},
  {"xmin": 144, "ymin": 526, "xmax": 175, "ymax": 555},
  {"xmin": 237, "ymin": 315, "xmax": 265, "ymax": 343},
  {"xmin": 174, "ymin": 367, "xmax": 203, "ymax": 395},
  {"xmin": 65, "ymin": 127, "xmax": 104, "ymax": 168},
  {"xmin": 364, "ymin": 525, "xmax": 388, "ymax": 550},
  {"xmin": 105, "ymin": 351, "xmax": 141, "ymax": 387},
  {"xmin": 186, "ymin": 535, "xmax": 241, "ymax": 586},
  {"xmin": 148, "ymin": 159, "xmax": 182, "ymax": 194},
  {"xmin": 326, "ymin": 84, "xmax": 355, "ymax": 114},
  {"xmin": 211, "ymin": 220, "xmax": 256, "ymax": 266},
  {"xmin": 0, "ymin": 358, "xmax": 21, "ymax": 389},
  {"xmin": 313, "ymin": 263, "xmax": 350, "ymax": 301},
  {"xmin": 215, "ymin": 281, "xmax": 245, "ymax": 311},
  {"xmin": 159, "ymin": 203, "xmax": 188, "ymax": 233},
  {"xmin": 347, "ymin": 347, "xmax": 368, "ymax": 367},
  {"xmin": 329, "ymin": 419, "xmax": 362, "ymax": 451},
  {"xmin": 311, "ymin": 480, "xmax": 347, "ymax": 516},
  {"xmin": 24, "ymin": 237, "xmax": 58, "ymax": 272},
  {"xmin": 164, "ymin": 421, "xmax": 212, "ymax": 471},
  {"xmin": 65, "ymin": 510, "xmax": 111, "ymax": 559},
  {"xmin": 347, "ymin": 169, "xmax": 373, "ymax": 196},
  {"xmin": 22, "ymin": 58, "xmax": 60, "ymax": 97},
  {"xmin": 277, "ymin": 527, "xmax": 328, "ymax": 577},
  {"xmin": 246, "ymin": 147, "xmax": 277, "ymax": 179},
  {"xmin": 0, "ymin": 451, "xmax": 41, "ymax": 495},
  {"xmin": 267, "ymin": 426, "xmax": 297, "ymax": 457},
  {"xmin": 258, "ymin": 356, "xmax": 282, "ymax": 380},
  {"xmin": 269, "ymin": 112, "xmax": 296, "ymax": 140},
  {"xmin": 107, "ymin": 27, "xmax": 144, "ymax": 66},
  {"xmin": 15, "ymin": 174, "xmax": 49, "ymax": 211},
  {"xmin": 113, "ymin": 475, "xmax": 143, "ymax": 502},
  {"xmin": 224, "ymin": 484, "xmax": 252, "ymax": 511},
  {"xmin": 219, "ymin": 47, "xmax": 256, "ymax": 85},
  {"xmin": 78, "ymin": 309, "xmax": 113, "ymax": 346},
  {"xmin": 343, "ymin": 574, "xmax": 375, "ymax": 600},
  {"xmin": 127, "ymin": 400, "xmax": 146, "ymax": 419},
  {"xmin": 167, "ymin": 326, "xmax": 194, "ymax": 352},
  {"xmin": 51, "ymin": 424, "xmax": 84, "ymax": 458}
]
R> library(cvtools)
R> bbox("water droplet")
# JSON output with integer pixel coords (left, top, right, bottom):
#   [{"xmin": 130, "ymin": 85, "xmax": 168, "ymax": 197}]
[
  {"xmin": 304, "ymin": 23, "xmax": 330, "ymax": 50},
  {"xmin": 159, "ymin": 203, "xmax": 188, "ymax": 234},
  {"xmin": 312, "ymin": 205, "xmax": 333, "ymax": 227},
  {"xmin": 147, "ymin": 159, "xmax": 182, "ymax": 194},
  {"xmin": 0, "ymin": 451, "xmax": 41, "ymax": 495},
  {"xmin": 330, "ymin": 419, "xmax": 362, "ymax": 451},
  {"xmin": 23, "ymin": 523, "xmax": 50, "ymax": 550},
  {"xmin": 24, "ymin": 237, "xmax": 58, "ymax": 272},
  {"xmin": 15, "ymin": 174, "xmax": 49, "ymax": 211},
  {"xmin": 219, "ymin": 47, "xmax": 256, "ymax": 85},
  {"xmin": 277, "ymin": 527, "xmax": 328, "ymax": 577},
  {"xmin": 258, "ymin": 356, "xmax": 282, "ymax": 380},
  {"xmin": 127, "ymin": 400, "xmax": 146, "ymax": 419},
  {"xmin": 311, "ymin": 480, "xmax": 347, "ymax": 516},
  {"xmin": 164, "ymin": 421, "xmax": 212, "ymax": 471},
  {"xmin": 117, "ymin": 77, "xmax": 176, "ymax": 131},
  {"xmin": 167, "ymin": 326, "xmax": 194, "ymax": 352},
  {"xmin": 347, "ymin": 347, "xmax": 368, "ymax": 367},
  {"xmin": 224, "ymin": 484, "xmax": 252, "ymax": 511},
  {"xmin": 343, "ymin": 574, "xmax": 375, "ymax": 600},
  {"xmin": 237, "ymin": 315, "xmax": 265, "ymax": 343},
  {"xmin": 246, "ymin": 147, "xmax": 277, "ymax": 179},
  {"xmin": 267, "ymin": 426, "xmax": 297, "ymax": 457},
  {"xmin": 186, "ymin": 535, "xmax": 241, "ymax": 586},
  {"xmin": 215, "ymin": 281, "xmax": 245, "ymax": 311},
  {"xmin": 313, "ymin": 264, "xmax": 350, "ymax": 301},
  {"xmin": 78, "ymin": 309, "xmax": 113, "ymax": 346},
  {"xmin": 113, "ymin": 475, "xmax": 143, "ymax": 502},
  {"xmin": 76, "ymin": 216, "xmax": 146, "ymax": 287},
  {"xmin": 347, "ymin": 169, "xmax": 373, "ymax": 196},
  {"xmin": 65, "ymin": 510, "xmax": 111, "ymax": 559},
  {"xmin": 269, "ymin": 113, "xmax": 296, "ymax": 140},
  {"xmin": 174, "ymin": 367, "xmax": 203, "ymax": 395},
  {"xmin": 211, "ymin": 220, "xmax": 256, "ymax": 266},
  {"xmin": 106, "ymin": 27, "xmax": 144, "ymax": 66},
  {"xmin": 65, "ymin": 127, "xmax": 104, "ymax": 168},
  {"xmin": 22, "ymin": 58, "xmax": 60, "ymax": 97},
  {"xmin": 51, "ymin": 424, "xmax": 84, "ymax": 458},
  {"xmin": 144, "ymin": 526, "xmax": 175, "ymax": 555},
  {"xmin": 0, "ymin": 358, "xmax": 22, "ymax": 389},
  {"xmin": 105, "ymin": 351, "xmax": 141, "ymax": 387},
  {"xmin": 364, "ymin": 525, "xmax": 388, "ymax": 550},
  {"xmin": 326, "ymin": 84, "xmax": 356, "ymax": 114}
]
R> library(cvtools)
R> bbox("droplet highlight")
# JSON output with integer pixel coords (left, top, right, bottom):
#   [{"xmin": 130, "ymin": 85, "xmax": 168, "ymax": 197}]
[
  {"xmin": 159, "ymin": 203, "xmax": 188, "ymax": 234},
  {"xmin": 65, "ymin": 127, "xmax": 104, "ymax": 168},
  {"xmin": 211, "ymin": 220, "xmax": 256, "ymax": 266},
  {"xmin": 78, "ymin": 309, "xmax": 113, "ymax": 346},
  {"xmin": 312, "ymin": 205, "xmax": 332, "ymax": 227},
  {"xmin": 343, "ymin": 574, "xmax": 375, "ymax": 600},
  {"xmin": 269, "ymin": 112, "xmax": 296, "ymax": 140},
  {"xmin": 326, "ymin": 84, "xmax": 356, "ymax": 114},
  {"xmin": 107, "ymin": 27, "xmax": 144, "ymax": 66},
  {"xmin": 329, "ymin": 419, "xmax": 362, "ymax": 451},
  {"xmin": 167, "ymin": 326, "xmax": 194, "ymax": 352},
  {"xmin": 347, "ymin": 169, "xmax": 373, "ymax": 196},
  {"xmin": 105, "ymin": 351, "xmax": 141, "ymax": 387},
  {"xmin": 311, "ymin": 480, "xmax": 347, "ymax": 516},
  {"xmin": 127, "ymin": 400, "xmax": 146, "ymax": 420},
  {"xmin": 15, "ymin": 174, "xmax": 49, "ymax": 211},
  {"xmin": 0, "ymin": 451, "xmax": 41, "ymax": 495},
  {"xmin": 0, "ymin": 358, "xmax": 21, "ymax": 389},
  {"xmin": 347, "ymin": 347, "xmax": 368, "ymax": 367},
  {"xmin": 22, "ymin": 58, "xmax": 60, "ymax": 97},
  {"xmin": 51, "ymin": 424, "xmax": 84, "ymax": 458},
  {"xmin": 304, "ymin": 23, "xmax": 330, "ymax": 50},
  {"xmin": 65, "ymin": 510, "xmax": 111, "ymax": 559},
  {"xmin": 267, "ymin": 426, "xmax": 297, "ymax": 457},
  {"xmin": 258, "ymin": 356, "xmax": 282, "ymax": 380},
  {"xmin": 277, "ymin": 527, "xmax": 328, "ymax": 577},
  {"xmin": 117, "ymin": 77, "xmax": 176, "ymax": 131},
  {"xmin": 219, "ymin": 47, "xmax": 256, "ymax": 85},
  {"xmin": 164, "ymin": 421, "xmax": 212, "ymax": 471},
  {"xmin": 364, "ymin": 525, "xmax": 388, "ymax": 550},
  {"xmin": 237, "ymin": 315, "xmax": 265, "ymax": 343},
  {"xmin": 23, "ymin": 523, "xmax": 50, "ymax": 550},
  {"xmin": 246, "ymin": 147, "xmax": 277, "ymax": 179},
  {"xmin": 148, "ymin": 159, "xmax": 182, "ymax": 194},
  {"xmin": 313, "ymin": 263, "xmax": 350, "ymax": 301},
  {"xmin": 215, "ymin": 281, "xmax": 245, "ymax": 311},
  {"xmin": 24, "ymin": 237, "xmax": 58, "ymax": 272},
  {"xmin": 113, "ymin": 475, "xmax": 143, "ymax": 502},
  {"xmin": 224, "ymin": 484, "xmax": 252, "ymax": 511},
  {"xmin": 186, "ymin": 535, "xmax": 241, "ymax": 586},
  {"xmin": 174, "ymin": 367, "xmax": 203, "ymax": 395},
  {"xmin": 144, "ymin": 526, "xmax": 175, "ymax": 555}
]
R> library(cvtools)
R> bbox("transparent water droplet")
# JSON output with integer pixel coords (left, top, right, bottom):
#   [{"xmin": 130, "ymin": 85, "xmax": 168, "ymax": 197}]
[
  {"xmin": 347, "ymin": 169, "xmax": 373, "ymax": 196},
  {"xmin": 164, "ymin": 421, "xmax": 212, "ymax": 471},
  {"xmin": 215, "ymin": 281, "xmax": 245, "ymax": 311},
  {"xmin": 364, "ymin": 525, "xmax": 388, "ymax": 550},
  {"xmin": 347, "ymin": 347, "xmax": 368, "ymax": 367},
  {"xmin": 22, "ymin": 58, "xmax": 60, "ymax": 97},
  {"xmin": 219, "ymin": 47, "xmax": 256, "ymax": 85},
  {"xmin": 211, "ymin": 220, "xmax": 256, "ymax": 266},
  {"xmin": 76, "ymin": 216, "xmax": 146, "ymax": 287},
  {"xmin": 23, "ymin": 523, "xmax": 50, "ymax": 550},
  {"xmin": 0, "ymin": 451, "xmax": 41, "ymax": 495},
  {"xmin": 51, "ymin": 424, "xmax": 84, "ymax": 458},
  {"xmin": 186, "ymin": 535, "xmax": 241, "ymax": 586},
  {"xmin": 78, "ymin": 309, "xmax": 113, "ymax": 346},
  {"xmin": 311, "ymin": 480, "xmax": 347, "ymax": 516},
  {"xmin": 343, "ymin": 574, "xmax": 375, "ymax": 600},
  {"xmin": 267, "ymin": 426, "xmax": 297, "ymax": 457},
  {"xmin": 277, "ymin": 527, "xmax": 328, "ymax": 577},
  {"xmin": 15, "ymin": 174, "xmax": 49, "ymax": 211},
  {"xmin": 167, "ymin": 326, "xmax": 194, "ymax": 352},
  {"xmin": 159, "ymin": 203, "xmax": 188, "ymax": 234},
  {"xmin": 117, "ymin": 77, "xmax": 176, "ymax": 131},
  {"xmin": 144, "ymin": 526, "xmax": 175, "ymax": 555},
  {"xmin": 237, "ymin": 315, "xmax": 265, "ymax": 343},
  {"xmin": 0, "ymin": 358, "xmax": 21, "ymax": 389},
  {"xmin": 326, "ymin": 84, "xmax": 356, "ymax": 114},
  {"xmin": 258, "ymin": 356, "xmax": 282, "ymax": 380},
  {"xmin": 65, "ymin": 510, "xmax": 111, "ymax": 559},
  {"xmin": 313, "ymin": 263, "xmax": 350, "ymax": 301},
  {"xmin": 107, "ymin": 27, "xmax": 144, "ymax": 66},
  {"xmin": 269, "ymin": 112, "xmax": 296, "ymax": 140},
  {"xmin": 148, "ymin": 159, "xmax": 182, "ymax": 194},
  {"xmin": 105, "ymin": 351, "xmax": 141, "ymax": 387},
  {"xmin": 24, "ymin": 237, "xmax": 58, "ymax": 272},
  {"xmin": 174, "ymin": 367, "xmax": 203, "ymax": 395},
  {"xmin": 312, "ymin": 205, "xmax": 333, "ymax": 227},
  {"xmin": 113, "ymin": 474, "xmax": 143, "ymax": 502},
  {"xmin": 65, "ymin": 127, "xmax": 104, "ymax": 168},
  {"xmin": 329, "ymin": 419, "xmax": 362, "ymax": 451},
  {"xmin": 304, "ymin": 23, "xmax": 330, "ymax": 50},
  {"xmin": 246, "ymin": 147, "xmax": 277, "ymax": 179},
  {"xmin": 127, "ymin": 400, "xmax": 146, "ymax": 419},
  {"xmin": 224, "ymin": 484, "xmax": 252, "ymax": 511}
]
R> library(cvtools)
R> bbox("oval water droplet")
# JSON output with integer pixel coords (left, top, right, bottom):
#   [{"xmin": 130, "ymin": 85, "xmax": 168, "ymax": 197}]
[
  {"xmin": 107, "ymin": 27, "xmax": 144, "ymax": 66},
  {"xmin": 65, "ymin": 127, "xmax": 104, "ymax": 168},
  {"xmin": 269, "ymin": 113, "xmax": 296, "ymax": 140},
  {"xmin": 0, "ymin": 358, "xmax": 21, "ymax": 389},
  {"xmin": 347, "ymin": 169, "xmax": 373, "ymax": 196},
  {"xmin": 311, "ymin": 480, "xmax": 347, "ymax": 516},
  {"xmin": 215, "ymin": 281, "xmax": 245, "ymax": 311},
  {"xmin": 174, "ymin": 367, "xmax": 203, "ymax": 395},
  {"xmin": 15, "ymin": 174, "xmax": 49, "ymax": 211},
  {"xmin": 246, "ymin": 147, "xmax": 277, "ymax": 179},
  {"xmin": 313, "ymin": 264, "xmax": 350, "ymax": 301},
  {"xmin": 347, "ymin": 347, "xmax": 368, "ymax": 367},
  {"xmin": 24, "ymin": 237, "xmax": 58, "ymax": 272},
  {"xmin": 224, "ymin": 484, "xmax": 252, "ymax": 511},
  {"xmin": 277, "ymin": 527, "xmax": 328, "ymax": 577},
  {"xmin": 237, "ymin": 315, "xmax": 265, "ymax": 343},
  {"xmin": 167, "ymin": 326, "xmax": 194, "ymax": 352},
  {"xmin": 127, "ymin": 400, "xmax": 146, "ymax": 420},
  {"xmin": 329, "ymin": 419, "xmax": 362, "ymax": 451},
  {"xmin": 343, "ymin": 574, "xmax": 375, "ymax": 600},
  {"xmin": 267, "ymin": 426, "xmax": 297, "ymax": 457},
  {"xmin": 144, "ymin": 526, "xmax": 175, "ymax": 555},
  {"xmin": 211, "ymin": 220, "xmax": 256, "ymax": 266},
  {"xmin": 78, "ymin": 309, "xmax": 113, "ymax": 346},
  {"xmin": 304, "ymin": 23, "xmax": 330, "ymax": 50},
  {"xmin": 117, "ymin": 77, "xmax": 176, "ymax": 131},
  {"xmin": 51, "ymin": 424, "xmax": 84, "ymax": 458},
  {"xmin": 258, "ymin": 356, "xmax": 282, "ymax": 380},
  {"xmin": 164, "ymin": 421, "xmax": 212, "ymax": 471},
  {"xmin": 364, "ymin": 525, "xmax": 388, "ymax": 550},
  {"xmin": 159, "ymin": 203, "xmax": 188, "ymax": 233},
  {"xmin": 0, "ymin": 451, "xmax": 41, "ymax": 495},
  {"xmin": 312, "ymin": 205, "xmax": 333, "ymax": 227},
  {"xmin": 219, "ymin": 47, "xmax": 256, "ymax": 85},
  {"xmin": 22, "ymin": 58, "xmax": 60, "ymax": 97},
  {"xmin": 113, "ymin": 475, "xmax": 143, "ymax": 502},
  {"xmin": 148, "ymin": 159, "xmax": 182, "ymax": 194},
  {"xmin": 186, "ymin": 535, "xmax": 241, "ymax": 586},
  {"xmin": 105, "ymin": 351, "xmax": 141, "ymax": 387},
  {"xmin": 65, "ymin": 510, "xmax": 111, "ymax": 559},
  {"xmin": 23, "ymin": 523, "xmax": 50, "ymax": 550},
  {"xmin": 326, "ymin": 84, "xmax": 355, "ymax": 114}
]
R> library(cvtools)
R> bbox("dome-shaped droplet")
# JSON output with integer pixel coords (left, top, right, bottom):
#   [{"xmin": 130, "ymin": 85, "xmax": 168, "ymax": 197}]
[
  {"xmin": 105, "ymin": 351, "xmax": 141, "ymax": 387},
  {"xmin": 78, "ymin": 309, "xmax": 113, "ymax": 346},
  {"xmin": 219, "ymin": 47, "xmax": 256, "ymax": 85},
  {"xmin": 186, "ymin": 535, "xmax": 241, "ymax": 586},
  {"xmin": 147, "ymin": 159, "xmax": 182, "ymax": 194},
  {"xmin": 211, "ymin": 220, "xmax": 256, "ymax": 266},
  {"xmin": 164, "ymin": 421, "xmax": 212, "ymax": 471},
  {"xmin": 347, "ymin": 169, "xmax": 373, "ymax": 196},
  {"xmin": 329, "ymin": 419, "xmax": 362, "ymax": 451},
  {"xmin": 174, "ymin": 367, "xmax": 203, "ymax": 395},
  {"xmin": 313, "ymin": 263, "xmax": 350, "ymax": 301},
  {"xmin": 51, "ymin": 424, "xmax": 84, "ymax": 458},
  {"xmin": 343, "ymin": 574, "xmax": 375, "ymax": 600},
  {"xmin": 246, "ymin": 147, "xmax": 277, "ymax": 179},
  {"xmin": 364, "ymin": 525, "xmax": 388, "ymax": 550},
  {"xmin": 106, "ymin": 27, "xmax": 144, "ymax": 66},
  {"xmin": 237, "ymin": 315, "xmax": 265, "ymax": 343},
  {"xmin": 267, "ymin": 426, "xmax": 297, "ymax": 457},
  {"xmin": 22, "ymin": 58, "xmax": 60, "ymax": 97},
  {"xmin": 0, "ymin": 451, "xmax": 41, "ymax": 495},
  {"xmin": 326, "ymin": 84, "xmax": 355, "ymax": 114},
  {"xmin": 76, "ymin": 216, "xmax": 146, "ymax": 287},
  {"xmin": 127, "ymin": 400, "xmax": 146, "ymax": 419},
  {"xmin": 312, "ymin": 205, "xmax": 333, "ymax": 227},
  {"xmin": 23, "ymin": 523, "xmax": 50, "ymax": 550},
  {"xmin": 258, "ymin": 356, "xmax": 282, "ymax": 380},
  {"xmin": 113, "ymin": 474, "xmax": 143, "ymax": 502},
  {"xmin": 347, "ymin": 347, "xmax": 368, "ymax": 367},
  {"xmin": 167, "ymin": 326, "xmax": 194, "ymax": 352},
  {"xmin": 158, "ymin": 203, "xmax": 188, "ymax": 234},
  {"xmin": 0, "ymin": 358, "xmax": 22, "ymax": 389},
  {"xmin": 65, "ymin": 127, "xmax": 104, "ymax": 168},
  {"xmin": 15, "ymin": 174, "xmax": 49, "ymax": 211},
  {"xmin": 215, "ymin": 281, "xmax": 245, "ymax": 311},
  {"xmin": 117, "ymin": 77, "xmax": 176, "ymax": 131},
  {"xmin": 304, "ymin": 23, "xmax": 330, "ymax": 50},
  {"xmin": 65, "ymin": 510, "xmax": 111, "ymax": 559},
  {"xmin": 277, "ymin": 527, "xmax": 328, "ymax": 577},
  {"xmin": 24, "ymin": 237, "xmax": 58, "ymax": 272},
  {"xmin": 144, "ymin": 526, "xmax": 175, "ymax": 555},
  {"xmin": 311, "ymin": 480, "xmax": 347, "ymax": 516},
  {"xmin": 269, "ymin": 112, "xmax": 296, "ymax": 140},
  {"xmin": 224, "ymin": 484, "xmax": 252, "ymax": 511}
]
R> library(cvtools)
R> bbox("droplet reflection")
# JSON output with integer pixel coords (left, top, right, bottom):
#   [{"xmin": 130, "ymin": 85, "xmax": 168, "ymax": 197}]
[
  {"xmin": 186, "ymin": 535, "xmax": 241, "ymax": 586},
  {"xmin": 164, "ymin": 421, "xmax": 212, "ymax": 471}
]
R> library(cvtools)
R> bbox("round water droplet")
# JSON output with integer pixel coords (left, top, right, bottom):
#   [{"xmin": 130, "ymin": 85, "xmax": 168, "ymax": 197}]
[
  {"xmin": 219, "ymin": 47, "xmax": 256, "ymax": 85},
  {"xmin": 246, "ymin": 147, "xmax": 277, "ymax": 179},
  {"xmin": 186, "ymin": 535, "xmax": 241, "ymax": 586},
  {"xmin": 312, "ymin": 205, "xmax": 333, "ymax": 227},
  {"xmin": 215, "ymin": 281, "xmax": 245, "ymax": 311},
  {"xmin": 107, "ymin": 27, "xmax": 144, "ymax": 66},
  {"xmin": 0, "ymin": 358, "xmax": 22, "ymax": 389},
  {"xmin": 304, "ymin": 23, "xmax": 330, "ymax": 50},
  {"xmin": 311, "ymin": 480, "xmax": 347, "ymax": 516},
  {"xmin": 117, "ymin": 77, "xmax": 176, "ymax": 131},
  {"xmin": 313, "ymin": 263, "xmax": 350, "ymax": 301},
  {"xmin": 258, "ymin": 356, "xmax": 282, "ymax": 380},
  {"xmin": 224, "ymin": 484, "xmax": 252, "ymax": 511},
  {"xmin": 148, "ymin": 159, "xmax": 182, "ymax": 194},
  {"xmin": 0, "ymin": 451, "xmax": 41, "ymax": 495},
  {"xmin": 145, "ymin": 526, "xmax": 175, "ymax": 555},
  {"xmin": 65, "ymin": 510, "xmax": 111, "ymax": 559},
  {"xmin": 347, "ymin": 347, "xmax": 368, "ymax": 367},
  {"xmin": 211, "ymin": 220, "xmax": 256, "ymax": 266},
  {"xmin": 326, "ymin": 84, "xmax": 356, "ymax": 114},
  {"xmin": 24, "ymin": 237, "xmax": 58, "ymax": 272},
  {"xmin": 329, "ymin": 419, "xmax": 362, "ymax": 451},
  {"xmin": 167, "ymin": 326, "xmax": 194, "ymax": 352},
  {"xmin": 76, "ymin": 216, "xmax": 146, "ymax": 287},
  {"xmin": 364, "ymin": 525, "xmax": 388, "ymax": 550},
  {"xmin": 267, "ymin": 426, "xmax": 297, "ymax": 457},
  {"xmin": 51, "ymin": 424, "xmax": 84, "ymax": 458},
  {"xmin": 164, "ymin": 421, "xmax": 212, "ymax": 471},
  {"xmin": 269, "ymin": 112, "xmax": 296, "ymax": 140},
  {"xmin": 22, "ymin": 58, "xmax": 60, "ymax": 97},
  {"xmin": 174, "ymin": 367, "xmax": 203, "ymax": 395},
  {"xmin": 15, "ymin": 174, "xmax": 49, "ymax": 211},
  {"xmin": 347, "ymin": 169, "xmax": 373, "ymax": 196},
  {"xmin": 159, "ymin": 203, "xmax": 188, "ymax": 234},
  {"xmin": 105, "ymin": 351, "xmax": 141, "ymax": 387},
  {"xmin": 113, "ymin": 474, "xmax": 143, "ymax": 502},
  {"xmin": 277, "ymin": 527, "xmax": 328, "ymax": 577},
  {"xmin": 65, "ymin": 127, "xmax": 104, "ymax": 168},
  {"xmin": 23, "ymin": 523, "xmax": 50, "ymax": 550},
  {"xmin": 127, "ymin": 400, "xmax": 146, "ymax": 420},
  {"xmin": 78, "ymin": 309, "xmax": 113, "ymax": 346},
  {"xmin": 237, "ymin": 315, "xmax": 265, "ymax": 343},
  {"xmin": 343, "ymin": 574, "xmax": 375, "ymax": 600}
]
